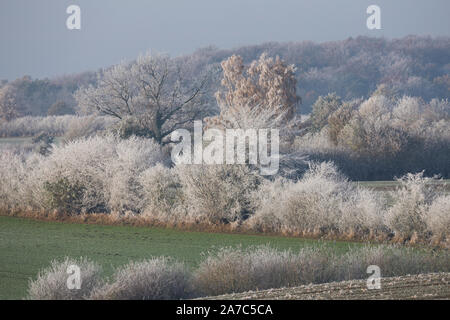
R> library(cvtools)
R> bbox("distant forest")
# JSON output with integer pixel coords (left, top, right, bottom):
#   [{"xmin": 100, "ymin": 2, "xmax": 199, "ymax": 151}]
[{"xmin": 1, "ymin": 35, "xmax": 449, "ymax": 116}]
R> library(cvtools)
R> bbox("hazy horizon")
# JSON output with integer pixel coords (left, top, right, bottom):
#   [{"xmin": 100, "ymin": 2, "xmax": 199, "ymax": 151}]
[{"xmin": 1, "ymin": 0, "xmax": 450, "ymax": 80}]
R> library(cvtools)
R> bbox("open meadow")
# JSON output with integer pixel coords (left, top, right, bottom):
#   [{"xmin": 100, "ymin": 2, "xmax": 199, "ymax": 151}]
[{"xmin": 0, "ymin": 215, "xmax": 366, "ymax": 299}]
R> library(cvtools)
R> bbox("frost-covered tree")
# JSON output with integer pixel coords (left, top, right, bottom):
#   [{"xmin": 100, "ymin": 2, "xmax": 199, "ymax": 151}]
[
  {"xmin": 203, "ymin": 54, "xmax": 305, "ymax": 179},
  {"xmin": 75, "ymin": 52, "xmax": 211, "ymax": 145},
  {"xmin": 310, "ymin": 93, "xmax": 342, "ymax": 132},
  {"xmin": 206, "ymin": 53, "xmax": 300, "ymax": 130},
  {"xmin": 327, "ymin": 99, "xmax": 359, "ymax": 145},
  {"xmin": 0, "ymin": 85, "xmax": 23, "ymax": 121}
]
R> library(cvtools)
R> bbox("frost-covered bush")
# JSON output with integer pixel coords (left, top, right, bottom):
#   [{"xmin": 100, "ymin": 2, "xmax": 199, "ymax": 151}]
[
  {"xmin": 247, "ymin": 166, "xmax": 445, "ymax": 244},
  {"xmin": 193, "ymin": 246, "xmax": 334, "ymax": 296},
  {"xmin": 91, "ymin": 258, "xmax": 193, "ymax": 300},
  {"xmin": 247, "ymin": 162, "xmax": 385, "ymax": 236},
  {"xmin": 336, "ymin": 245, "xmax": 449, "ymax": 281},
  {"xmin": 425, "ymin": 195, "xmax": 450, "ymax": 243},
  {"xmin": 386, "ymin": 173, "xmax": 437, "ymax": 240},
  {"xmin": 176, "ymin": 164, "xmax": 261, "ymax": 224},
  {"xmin": 43, "ymin": 177, "xmax": 86, "ymax": 213},
  {"xmin": 139, "ymin": 164, "xmax": 183, "ymax": 221},
  {"xmin": 13, "ymin": 134, "xmax": 165, "ymax": 214},
  {"xmin": 385, "ymin": 173, "xmax": 449, "ymax": 243},
  {"xmin": 0, "ymin": 151, "xmax": 27, "ymax": 210},
  {"xmin": 27, "ymin": 257, "xmax": 102, "ymax": 300},
  {"xmin": 106, "ymin": 137, "xmax": 166, "ymax": 214},
  {"xmin": 337, "ymin": 188, "xmax": 386, "ymax": 235},
  {"xmin": 26, "ymin": 135, "xmax": 116, "ymax": 213},
  {"xmin": 193, "ymin": 245, "xmax": 449, "ymax": 297}
]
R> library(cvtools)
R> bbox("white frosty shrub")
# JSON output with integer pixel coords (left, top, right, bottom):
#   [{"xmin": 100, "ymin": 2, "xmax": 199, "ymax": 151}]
[
  {"xmin": 193, "ymin": 245, "xmax": 335, "ymax": 296},
  {"xmin": 338, "ymin": 188, "xmax": 386, "ymax": 234},
  {"xmin": 175, "ymin": 164, "xmax": 261, "ymax": 224},
  {"xmin": 27, "ymin": 257, "xmax": 102, "ymax": 300},
  {"xmin": 106, "ymin": 137, "xmax": 166, "ymax": 214},
  {"xmin": 247, "ymin": 162, "xmax": 386, "ymax": 235},
  {"xmin": 91, "ymin": 258, "xmax": 193, "ymax": 300},
  {"xmin": 19, "ymin": 134, "xmax": 165, "ymax": 214},
  {"xmin": 139, "ymin": 164, "xmax": 183, "ymax": 221},
  {"xmin": 0, "ymin": 151, "xmax": 28, "ymax": 209},
  {"xmin": 424, "ymin": 195, "xmax": 450, "ymax": 243},
  {"xmin": 193, "ymin": 245, "xmax": 449, "ymax": 297},
  {"xmin": 386, "ymin": 172, "xmax": 436, "ymax": 239}
]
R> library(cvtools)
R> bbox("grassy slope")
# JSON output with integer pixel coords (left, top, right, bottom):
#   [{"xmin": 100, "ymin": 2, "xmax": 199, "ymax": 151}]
[{"xmin": 0, "ymin": 216, "xmax": 363, "ymax": 300}]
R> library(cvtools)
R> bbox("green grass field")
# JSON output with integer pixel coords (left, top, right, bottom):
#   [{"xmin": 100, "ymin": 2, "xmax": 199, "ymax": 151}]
[{"xmin": 0, "ymin": 216, "xmax": 366, "ymax": 300}]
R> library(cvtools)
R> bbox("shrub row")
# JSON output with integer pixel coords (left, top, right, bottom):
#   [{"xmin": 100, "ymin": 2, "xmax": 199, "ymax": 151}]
[
  {"xmin": 27, "ymin": 245, "xmax": 450, "ymax": 299},
  {"xmin": 0, "ymin": 135, "xmax": 448, "ymax": 246}
]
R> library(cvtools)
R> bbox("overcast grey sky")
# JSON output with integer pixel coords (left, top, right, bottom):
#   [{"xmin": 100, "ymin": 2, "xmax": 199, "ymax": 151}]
[{"xmin": 1, "ymin": 0, "xmax": 449, "ymax": 80}]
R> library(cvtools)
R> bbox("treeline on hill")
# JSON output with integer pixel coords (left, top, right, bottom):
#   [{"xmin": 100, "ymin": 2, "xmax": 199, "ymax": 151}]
[
  {"xmin": 0, "ymin": 72, "xmax": 97, "ymax": 118},
  {"xmin": 187, "ymin": 35, "xmax": 450, "ymax": 112},
  {"xmin": 0, "ymin": 35, "xmax": 449, "ymax": 118}
]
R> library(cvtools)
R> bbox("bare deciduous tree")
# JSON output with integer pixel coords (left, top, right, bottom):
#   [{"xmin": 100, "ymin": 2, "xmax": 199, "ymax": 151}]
[{"xmin": 75, "ymin": 52, "xmax": 212, "ymax": 145}]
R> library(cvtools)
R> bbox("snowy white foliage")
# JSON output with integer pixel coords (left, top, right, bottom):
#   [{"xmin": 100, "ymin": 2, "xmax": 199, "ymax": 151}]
[
  {"xmin": 0, "ymin": 115, "xmax": 116, "ymax": 138},
  {"xmin": 1, "ymin": 135, "xmax": 166, "ymax": 214},
  {"xmin": 91, "ymin": 257, "xmax": 192, "ymax": 300},
  {"xmin": 386, "ymin": 173, "xmax": 448, "ymax": 240},
  {"xmin": 193, "ymin": 245, "xmax": 449, "ymax": 296},
  {"xmin": 175, "ymin": 164, "xmax": 261, "ymax": 224},
  {"xmin": 27, "ymin": 257, "xmax": 102, "ymax": 300},
  {"xmin": 248, "ymin": 162, "xmax": 385, "ymax": 235}
]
